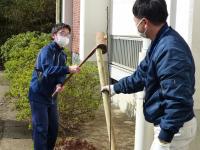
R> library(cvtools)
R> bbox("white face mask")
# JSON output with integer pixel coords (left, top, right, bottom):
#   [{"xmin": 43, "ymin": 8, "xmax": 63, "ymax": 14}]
[
  {"xmin": 55, "ymin": 35, "xmax": 70, "ymax": 48},
  {"xmin": 136, "ymin": 18, "xmax": 147, "ymax": 38}
]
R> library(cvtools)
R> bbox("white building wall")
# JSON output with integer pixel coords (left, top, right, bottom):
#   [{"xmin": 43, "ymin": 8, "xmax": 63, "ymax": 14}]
[
  {"xmin": 111, "ymin": 0, "xmax": 172, "ymax": 36},
  {"xmin": 80, "ymin": 0, "xmax": 108, "ymax": 61},
  {"xmin": 175, "ymin": 0, "xmax": 193, "ymax": 46},
  {"xmin": 111, "ymin": 0, "xmax": 136, "ymax": 36},
  {"xmin": 190, "ymin": 0, "xmax": 200, "ymax": 110},
  {"xmin": 62, "ymin": 0, "xmax": 73, "ymax": 25},
  {"xmin": 190, "ymin": 0, "xmax": 200, "ymax": 149}
]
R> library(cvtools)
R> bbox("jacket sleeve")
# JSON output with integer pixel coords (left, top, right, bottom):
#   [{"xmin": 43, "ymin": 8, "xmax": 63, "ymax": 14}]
[
  {"xmin": 57, "ymin": 75, "xmax": 67, "ymax": 85},
  {"xmin": 113, "ymin": 56, "xmax": 148, "ymax": 94},
  {"xmin": 156, "ymin": 48, "xmax": 195, "ymax": 142},
  {"xmin": 40, "ymin": 48, "xmax": 70, "ymax": 78},
  {"xmin": 56, "ymin": 51, "xmax": 68, "ymax": 85}
]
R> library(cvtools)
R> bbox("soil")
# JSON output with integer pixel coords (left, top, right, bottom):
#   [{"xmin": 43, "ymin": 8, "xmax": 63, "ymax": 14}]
[{"xmin": 76, "ymin": 106, "xmax": 135, "ymax": 150}]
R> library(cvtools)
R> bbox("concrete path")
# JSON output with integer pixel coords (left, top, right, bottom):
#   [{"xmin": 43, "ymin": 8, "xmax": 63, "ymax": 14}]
[{"xmin": 0, "ymin": 72, "xmax": 32, "ymax": 150}]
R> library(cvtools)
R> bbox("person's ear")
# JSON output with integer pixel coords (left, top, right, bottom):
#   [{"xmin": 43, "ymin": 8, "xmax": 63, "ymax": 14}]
[
  {"xmin": 143, "ymin": 18, "xmax": 149, "ymax": 29},
  {"xmin": 52, "ymin": 33, "xmax": 56, "ymax": 40}
]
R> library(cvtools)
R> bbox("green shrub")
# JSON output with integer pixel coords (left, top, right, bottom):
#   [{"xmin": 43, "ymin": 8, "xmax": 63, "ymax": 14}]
[
  {"xmin": 1, "ymin": 32, "xmax": 51, "ymax": 121},
  {"xmin": 58, "ymin": 62, "xmax": 101, "ymax": 130},
  {"xmin": 1, "ymin": 32, "xmax": 101, "ymax": 129}
]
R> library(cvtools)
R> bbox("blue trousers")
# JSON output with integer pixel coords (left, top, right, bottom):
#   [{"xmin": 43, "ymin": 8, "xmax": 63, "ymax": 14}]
[{"xmin": 30, "ymin": 101, "xmax": 58, "ymax": 150}]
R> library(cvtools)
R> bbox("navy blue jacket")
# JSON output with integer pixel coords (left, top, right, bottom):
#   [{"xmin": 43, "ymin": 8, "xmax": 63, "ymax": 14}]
[
  {"xmin": 28, "ymin": 42, "xmax": 69, "ymax": 104},
  {"xmin": 114, "ymin": 24, "xmax": 195, "ymax": 142}
]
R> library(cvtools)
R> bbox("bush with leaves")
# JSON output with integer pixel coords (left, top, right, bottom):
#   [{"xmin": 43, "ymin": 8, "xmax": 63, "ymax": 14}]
[
  {"xmin": 58, "ymin": 62, "xmax": 101, "ymax": 131},
  {"xmin": 1, "ymin": 31, "xmax": 101, "ymax": 129},
  {"xmin": 1, "ymin": 31, "xmax": 51, "ymax": 121}
]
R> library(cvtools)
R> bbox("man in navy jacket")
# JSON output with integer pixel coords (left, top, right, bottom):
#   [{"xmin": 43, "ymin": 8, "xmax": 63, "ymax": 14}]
[
  {"xmin": 28, "ymin": 23, "xmax": 80, "ymax": 150},
  {"xmin": 102, "ymin": 0, "xmax": 197, "ymax": 149}
]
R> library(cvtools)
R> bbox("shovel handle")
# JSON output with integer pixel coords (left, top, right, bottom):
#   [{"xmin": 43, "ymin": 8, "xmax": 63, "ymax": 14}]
[{"xmin": 51, "ymin": 44, "xmax": 106, "ymax": 98}]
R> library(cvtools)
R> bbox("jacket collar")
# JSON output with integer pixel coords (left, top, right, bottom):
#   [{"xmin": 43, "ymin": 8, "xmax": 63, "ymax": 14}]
[
  {"xmin": 51, "ymin": 41, "xmax": 64, "ymax": 52},
  {"xmin": 153, "ymin": 23, "xmax": 169, "ymax": 43},
  {"xmin": 148, "ymin": 23, "xmax": 170, "ymax": 56}
]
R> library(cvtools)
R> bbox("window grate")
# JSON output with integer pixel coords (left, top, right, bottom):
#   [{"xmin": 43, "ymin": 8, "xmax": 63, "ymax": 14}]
[{"xmin": 109, "ymin": 35, "xmax": 143, "ymax": 70}]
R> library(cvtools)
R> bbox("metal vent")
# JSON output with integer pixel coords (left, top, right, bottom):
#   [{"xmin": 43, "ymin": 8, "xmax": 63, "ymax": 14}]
[{"xmin": 109, "ymin": 35, "xmax": 143, "ymax": 70}]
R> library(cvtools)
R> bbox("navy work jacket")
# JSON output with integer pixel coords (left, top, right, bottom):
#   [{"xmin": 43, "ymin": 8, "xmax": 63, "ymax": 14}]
[
  {"xmin": 114, "ymin": 23, "xmax": 195, "ymax": 142},
  {"xmin": 28, "ymin": 42, "xmax": 69, "ymax": 104}
]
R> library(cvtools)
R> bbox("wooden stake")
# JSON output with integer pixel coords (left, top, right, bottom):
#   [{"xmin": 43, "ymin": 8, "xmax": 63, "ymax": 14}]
[{"xmin": 96, "ymin": 32, "xmax": 117, "ymax": 150}]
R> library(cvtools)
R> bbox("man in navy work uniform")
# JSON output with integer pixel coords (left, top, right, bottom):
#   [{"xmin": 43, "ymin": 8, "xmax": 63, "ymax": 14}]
[
  {"xmin": 102, "ymin": 0, "xmax": 197, "ymax": 149},
  {"xmin": 28, "ymin": 23, "xmax": 80, "ymax": 150}
]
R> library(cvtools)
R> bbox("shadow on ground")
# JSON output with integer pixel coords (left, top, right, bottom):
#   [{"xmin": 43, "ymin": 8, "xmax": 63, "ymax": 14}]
[
  {"xmin": 0, "ymin": 119, "xmax": 31, "ymax": 140},
  {"xmin": 69, "ymin": 105, "xmax": 135, "ymax": 150}
]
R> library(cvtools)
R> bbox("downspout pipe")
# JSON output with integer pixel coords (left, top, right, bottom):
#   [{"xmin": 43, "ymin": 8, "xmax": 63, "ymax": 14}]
[{"xmin": 134, "ymin": 38, "xmax": 153, "ymax": 150}]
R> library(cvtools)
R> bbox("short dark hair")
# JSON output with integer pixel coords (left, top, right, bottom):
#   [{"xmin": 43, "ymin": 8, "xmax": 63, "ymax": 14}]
[
  {"xmin": 132, "ymin": 0, "xmax": 168, "ymax": 25},
  {"xmin": 51, "ymin": 23, "xmax": 71, "ymax": 36}
]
